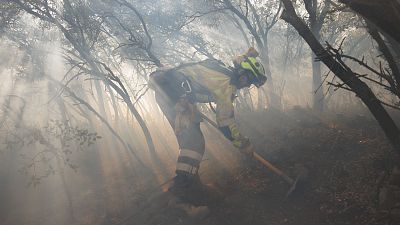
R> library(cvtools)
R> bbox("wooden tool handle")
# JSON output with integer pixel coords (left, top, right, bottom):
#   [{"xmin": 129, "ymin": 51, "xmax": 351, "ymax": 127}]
[
  {"xmin": 197, "ymin": 110, "xmax": 295, "ymax": 185},
  {"xmin": 253, "ymin": 152, "xmax": 294, "ymax": 185}
]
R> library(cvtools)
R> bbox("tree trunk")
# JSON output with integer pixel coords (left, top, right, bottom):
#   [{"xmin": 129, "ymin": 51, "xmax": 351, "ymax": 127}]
[
  {"xmin": 257, "ymin": 87, "xmax": 267, "ymax": 110},
  {"xmin": 49, "ymin": 80, "xmax": 75, "ymax": 222},
  {"xmin": 366, "ymin": 21, "xmax": 400, "ymax": 97},
  {"xmin": 339, "ymin": 0, "xmax": 400, "ymax": 44},
  {"xmin": 281, "ymin": 0, "xmax": 400, "ymax": 152},
  {"xmin": 310, "ymin": 11, "xmax": 324, "ymax": 112},
  {"xmin": 107, "ymin": 85, "xmax": 120, "ymax": 125},
  {"xmin": 260, "ymin": 35, "xmax": 282, "ymax": 110},
  {"xmin": 312, "ymin": 50, "xmax": 324, "ymax": 112}
]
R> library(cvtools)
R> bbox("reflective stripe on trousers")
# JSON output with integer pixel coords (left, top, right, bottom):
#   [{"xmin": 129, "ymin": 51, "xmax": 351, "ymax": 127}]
[
  {"xmin": 176, "ymin": 148, "xmax": 204, "ymax": 175},
  {"xmin": 154, "ymin": 90, "xmax": 205, "ymax": 177},
  {"xmin": 175, "ymin": 125, "xmax": 205, "ymax": 175},
  {"xmin": 179, "ymin": 148, "xmax": 203, "ymax": 161}
]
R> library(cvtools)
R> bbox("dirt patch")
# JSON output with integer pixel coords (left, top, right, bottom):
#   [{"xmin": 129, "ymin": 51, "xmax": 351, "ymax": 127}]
[{"xmin": 113, "ymin": 107, "xmax": 400, "ymax": 225}]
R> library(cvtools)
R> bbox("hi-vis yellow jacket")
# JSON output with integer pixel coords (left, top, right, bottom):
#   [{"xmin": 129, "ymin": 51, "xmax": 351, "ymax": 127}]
[
  {"xmin": 178, "ymin": 64, "xmax": 235, "ymax": 127},
  {"xmin": 177, "ymin": 64, "xmax": 247, "ymax": 148}
]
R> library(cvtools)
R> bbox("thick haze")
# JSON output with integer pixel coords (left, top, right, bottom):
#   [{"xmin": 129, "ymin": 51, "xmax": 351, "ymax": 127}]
[{"xmin": 0, "ymin": 0, "xmax": 396, "ymax": 224}]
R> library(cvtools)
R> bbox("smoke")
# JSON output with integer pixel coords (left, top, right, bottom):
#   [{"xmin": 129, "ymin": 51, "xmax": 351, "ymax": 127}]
[{"xmin": 0, "ymin": 1, "xmax": 395, "ymax": 224}]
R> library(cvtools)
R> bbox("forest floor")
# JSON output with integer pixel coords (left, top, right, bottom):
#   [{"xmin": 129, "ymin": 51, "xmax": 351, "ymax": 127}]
[{"xmin": 106, "ymin": 107, "xmax": 400, "ymax": 225}]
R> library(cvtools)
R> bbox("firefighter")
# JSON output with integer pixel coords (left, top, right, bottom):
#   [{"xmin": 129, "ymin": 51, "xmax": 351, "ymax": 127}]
[{"xmin": 149, "ymin": 47, "xmax": 267, "ymax": 209}]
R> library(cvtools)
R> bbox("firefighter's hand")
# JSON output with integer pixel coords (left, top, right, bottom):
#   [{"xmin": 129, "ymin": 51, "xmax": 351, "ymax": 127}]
[{"xmin": 238, "ymin": 138, "xmax": 254, "ymax": 157}]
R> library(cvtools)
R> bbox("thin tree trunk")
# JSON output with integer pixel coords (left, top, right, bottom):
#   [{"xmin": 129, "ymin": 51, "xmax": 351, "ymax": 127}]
[
  {"xmin": 312, "ymin": 50, "xmax": 324, "ymax": 112},
  {"xmin": 310, "ymin": 21, "xmax": 324, "ymax": 112},
  {"xmin": 48, "ymin": 79, "xmax": 76, "ymax": 222},
  {"xmin": 107, "ymin": 85, "xmax": 120, "ymax": 125},
  {"xmin": 257, "ymin": 87, "xmax": 266, "ymax": 110}
]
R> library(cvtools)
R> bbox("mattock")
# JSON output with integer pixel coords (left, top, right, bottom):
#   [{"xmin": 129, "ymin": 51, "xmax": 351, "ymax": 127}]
[{"xmin": 198, "ymin": 111, "xmax": 308, "ymax": 197}]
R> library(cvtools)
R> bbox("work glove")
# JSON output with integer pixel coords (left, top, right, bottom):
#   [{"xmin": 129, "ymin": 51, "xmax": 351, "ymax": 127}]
[{"xmin": 237, "ymin": 137, "xmax": 254, "ymax": 157}]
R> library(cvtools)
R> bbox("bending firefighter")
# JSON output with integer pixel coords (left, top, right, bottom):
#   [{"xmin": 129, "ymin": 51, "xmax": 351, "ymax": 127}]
[{"xmin": 149, "ymin": 47, "xmax": 267, "ymax": 205}]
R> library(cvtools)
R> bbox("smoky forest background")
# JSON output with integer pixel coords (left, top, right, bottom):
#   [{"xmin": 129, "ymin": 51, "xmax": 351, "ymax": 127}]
[{"xmin": 1, "ymin": 0, "xmax": 400, "ymax": 225}]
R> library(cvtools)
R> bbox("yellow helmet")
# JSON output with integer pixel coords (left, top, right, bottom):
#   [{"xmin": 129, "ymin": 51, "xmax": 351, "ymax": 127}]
[{"xmin": 240, "ymin": 57, "xmax": 267, "ymax": 87}]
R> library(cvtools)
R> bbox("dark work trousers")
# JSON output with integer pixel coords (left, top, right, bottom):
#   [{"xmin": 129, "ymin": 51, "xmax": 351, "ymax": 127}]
[{"xmin": 152, "ymin": 74, "xmax": 206, "ymax": 179}]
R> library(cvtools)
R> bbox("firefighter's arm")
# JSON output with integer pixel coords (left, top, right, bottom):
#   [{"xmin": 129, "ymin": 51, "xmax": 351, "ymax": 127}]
[{"xmin": 215, "ymin": 94, "xmax": 253, "ymax": 155}]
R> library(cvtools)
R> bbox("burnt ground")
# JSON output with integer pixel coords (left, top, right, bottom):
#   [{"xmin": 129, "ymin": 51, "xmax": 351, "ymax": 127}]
[{"xmin": 108, "ymin": 107, "xmax": 400, "ymax": 225}]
